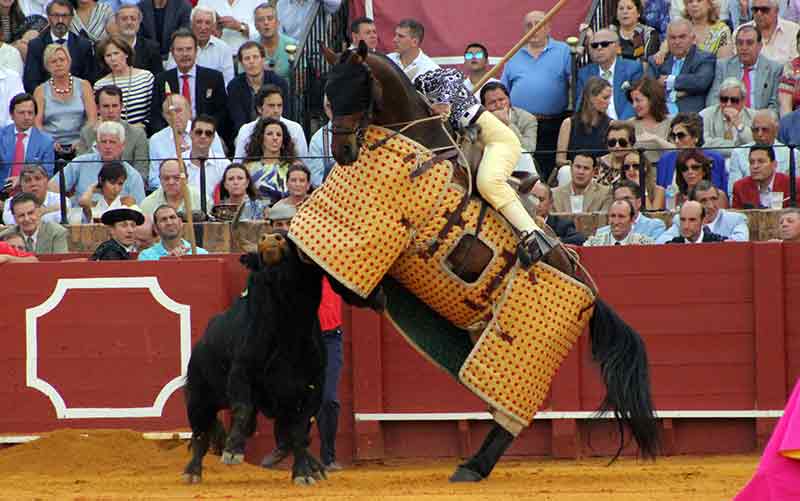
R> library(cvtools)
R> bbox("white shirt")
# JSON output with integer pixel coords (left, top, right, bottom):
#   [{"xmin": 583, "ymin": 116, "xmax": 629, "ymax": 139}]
[
  {"xmin": 463, "ymin": 76, "xmax": 499, "ymax": 94},
  {"xmin": 148, "ymin": 119, "xmax": 227, "ymax": 189},
  {"xmin": 49, "ymin": 30, "xmax": 69, "ymax": 47},
  {"xmin": 387, "ymin": 50, "xmax": 440, "ymax": 82},
  {"xmin": 277, "ymin": 0, "xmax": 342, "ymax": 40},
  {"xmin": 0, "ymin": 69, "xmax": 24, "ymax": 126},
  {"xmin": 3, "ymin": 191, "xmax": 71, "ymax": 225},
  {"xmin": 87, "ymin": 194, "xmax": 123, "ymax": 223},
  {"xmin": 234, "ymin": 117, "xmax": 308, "ymax": 163},
  {"xmin": 0, "ymin": 44, "xmax": 23, "ymax": 75},
  {"xmin": 166, "ymin": 36, "xmax": 235, "ymax": 87},
  {"xmin": 197, "ymin": 0, "xmax": 261, "ymax": 53},
  {"xmin": 18, "ymin": 0, "xmax": 47, "ymax": 16},
  {"xmin": 688, "ymin": 229, "xmax": 705, "ymax": 244},
  {"xmin": 599, "ymin": 59, "xmax": 618, "ymax": 120},
  {"xmin": 186, "ymin": 155, "xmax": 229, "ymax": 197}
]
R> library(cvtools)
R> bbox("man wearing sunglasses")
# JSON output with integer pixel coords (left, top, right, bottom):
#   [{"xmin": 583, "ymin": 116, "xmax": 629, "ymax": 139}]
[
  {"xmin": 463, "ymin": 43, "xmax": 499, "ymax": 93},
  {"xmin": 736, "ymin": 0, "xmax": 799, "ymax": 65},
  {"xmin": 700, "ymin": 77, "xmax": 757, "ymax": 158},
  {"xmin": 576, "ymin": 29, "xmax": 642, "ymax": 120},
  {"xmin": 186, "ymin": 115, "xmax": 229, "ymax": 199},
  {"xmin": 706, "ymin": 25, "xmax": 782, "ymax": 110}
]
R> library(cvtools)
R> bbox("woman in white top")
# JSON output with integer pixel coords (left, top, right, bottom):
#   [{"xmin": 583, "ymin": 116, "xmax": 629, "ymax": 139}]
[
  {"xmin": 94, "ymin": 36, "xmax": 154, "ymax": 127},
  {"xmin": 70, "ymin": 0, "xmax": 112, "ymax": 44},
  {"xmin": 78, "ymin": 161, "xmax": 129, "ymax": 223}
]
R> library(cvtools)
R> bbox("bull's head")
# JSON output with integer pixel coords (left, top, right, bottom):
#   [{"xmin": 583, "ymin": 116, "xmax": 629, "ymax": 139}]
[{"xmin": 232, "ymin": 202, "xmax": 291, "ymax": 266}]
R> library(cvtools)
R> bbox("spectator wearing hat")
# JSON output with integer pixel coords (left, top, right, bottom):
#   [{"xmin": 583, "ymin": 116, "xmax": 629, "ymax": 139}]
[
  {"xmin": 2, "ymin": 164, "xmax": 70, "ymax": 225},
  {"xmin": 90, "ymin": 204, "xmax": 145, "ymax": 260},
  {"xmin": 0, "ymin": 192, "xmax": 68, "ymax": 253},
  {"xmin": 266, "ymin": 202, "xmax": 294, "ymax": 231},
  {"xmin": 138, "ymin": 204, "xmax": 208, "ymax": 260}
]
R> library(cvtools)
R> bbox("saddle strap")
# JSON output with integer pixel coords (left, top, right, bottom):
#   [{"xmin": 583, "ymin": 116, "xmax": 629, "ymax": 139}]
[
  {"xmin": 452, "ymin": 202, "xmax": 490, "ymax": 278},
  {"xmin": 409, "ymin": 148, "xmax": 460, "ymax": 179}
]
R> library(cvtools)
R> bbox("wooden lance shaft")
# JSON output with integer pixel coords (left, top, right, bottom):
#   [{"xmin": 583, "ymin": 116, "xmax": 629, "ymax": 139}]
[
  {"xmin": 472, "ymin": 0, "xmax": 570, "ymax": 93},
  {"xmin": 165, "ymin": 82, "xmax": 197, "ymax": 255}
]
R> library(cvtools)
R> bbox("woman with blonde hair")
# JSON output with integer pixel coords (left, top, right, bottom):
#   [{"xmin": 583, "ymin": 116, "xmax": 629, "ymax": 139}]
[{"xmin": 652, "ymin": 0, "xmax": 732, "ymax": 64}]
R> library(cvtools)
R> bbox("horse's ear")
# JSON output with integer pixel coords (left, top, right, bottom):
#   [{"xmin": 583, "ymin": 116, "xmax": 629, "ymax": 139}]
[
  {"xmin": 357, "ymin": 40, "xmax": 368, "ymax": 60},
  {"xmin": 321, "ymin": 42, "xmax": 337, "ymax": 65}
]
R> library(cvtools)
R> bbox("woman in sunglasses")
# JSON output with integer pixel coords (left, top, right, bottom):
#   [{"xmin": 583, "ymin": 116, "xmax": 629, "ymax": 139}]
[
  {"xmin": 626, "ymin": 76, "xmax": 672, "ymax": 164},
  {"xmin": 673, "ymin": 148, "xmax": 728, "ymax": 208},
  {"xmin": 622, "ymin": 150, "xmax": 665, "ymax": 210},
  {"xmin": 554, "ymin": 77, "xmax": 611, "ymax": 177},
  {"xmin": 595, "ymin": 121, "xmax": 638, "ymax": 186}
]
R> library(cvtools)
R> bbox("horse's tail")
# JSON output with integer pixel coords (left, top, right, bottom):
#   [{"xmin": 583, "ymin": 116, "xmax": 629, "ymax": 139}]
[{"xmin": 589, "ymin": 298, "xmax": 660, "ymax": 461}]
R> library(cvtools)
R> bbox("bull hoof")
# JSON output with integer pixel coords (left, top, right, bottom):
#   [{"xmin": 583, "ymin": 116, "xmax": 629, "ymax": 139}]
[
  {"xmin": 293, "ymin": 475, "xmax": 317, "ymax": 486},
  {"xmin": 221, "ymin": 451, "xmax": 244, "ymax": 465},
  {"xmin": 182, "ymin": 473, "xmax": 202, "ymax": 484},
  {"xmin": 449, "ymin": 466, "xmax": 484, "ymax": 483}
]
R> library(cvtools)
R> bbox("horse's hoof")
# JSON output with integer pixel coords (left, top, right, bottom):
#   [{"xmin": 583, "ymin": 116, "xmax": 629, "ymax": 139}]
[
  {"xmin": 293, "ymin": 475, "xmax": 316, "ymax": 486},
  {"xmin": 182, "ymin": 473, "xmax": 202, "ymax": 484},
  {"xmin": 449, "ymin": 466, "xmax": 484, "ymax": 482},
  {"xmin": 221, "ymin": 451, "xmax": 244, "ymax": 465}
]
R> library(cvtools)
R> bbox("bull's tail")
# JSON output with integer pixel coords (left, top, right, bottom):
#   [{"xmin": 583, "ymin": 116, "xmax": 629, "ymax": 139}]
[{"xmin": 589, "ymin": 298, "xmax": 660, "ymax": 461}]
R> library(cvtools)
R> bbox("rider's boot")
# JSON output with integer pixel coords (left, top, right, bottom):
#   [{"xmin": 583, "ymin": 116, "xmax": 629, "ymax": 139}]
[{"xmin": 499, "ymin": 198, "xmax": 559, "ymax": 268}]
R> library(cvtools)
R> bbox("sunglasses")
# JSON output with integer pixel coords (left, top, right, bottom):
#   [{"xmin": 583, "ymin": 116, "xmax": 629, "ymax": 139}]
[
  {"xmin": 464, "ymin": 51, "xmax": 485, "ymax": 60},
  {"xmin": 751, "ymin": 126, "xmax": 772, "ymax": 133},
  {"xmin": 607, "ymin": 138, "xmax": 629, "ymax": 147},
  {"xmin": 751, "ymin": 6, "xmax": 772, "ymax": 13},
  {"xmin": 193, "ymin": 129, "xmax": 215, "ymax": 137},
  {"xmin": 622, "ymin": 162, "xmax": 640, "ymax": 171},
  {"xmin": 720, "ymin": 96, "xmax": 741, "ymax": 104},
  {"xmin": 590, "ymin": 40, "xmax": 615, "ymax": 49},
  {"xmin": 670, "ymin": 131, "xmax": 689, "ymax": 140},
  {"xmin": 680, "ymin": 164, "xmax": 704, "ymax": 172}
]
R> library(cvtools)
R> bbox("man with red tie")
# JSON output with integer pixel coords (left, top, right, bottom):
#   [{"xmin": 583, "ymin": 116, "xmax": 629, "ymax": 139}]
[{"xmin": 0, "ymin": 93, "xmax": 54, "ymax": 194}]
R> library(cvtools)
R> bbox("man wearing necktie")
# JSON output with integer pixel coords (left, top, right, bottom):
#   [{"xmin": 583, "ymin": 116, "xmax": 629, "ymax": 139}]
[
  {"xmin": 0, "ymin": 93, "xmax": 55, "ymax": 191},
  {"xmin": 647, "ymin": 18, "xmax": 716, "ymax": 114}
]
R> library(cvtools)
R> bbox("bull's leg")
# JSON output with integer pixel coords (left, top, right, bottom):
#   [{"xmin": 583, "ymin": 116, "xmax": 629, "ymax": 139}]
[
  {"xmin": 183, "ymin": 393, "xmax": 217, "ymax": 483},
  {"xmin": 222, "ymin": 363, "xmax": 256, "ymax": 464},
  {"xmin": 279, "ymin": 416, "xmax": 326, "ymax": 486},
  {"xmin": 449, "ymin": 424, "xmax": 515, "ymax": 482},
  {"xmin": 183, "ymin": 430, "xmax": 212, "ymax": 484}
]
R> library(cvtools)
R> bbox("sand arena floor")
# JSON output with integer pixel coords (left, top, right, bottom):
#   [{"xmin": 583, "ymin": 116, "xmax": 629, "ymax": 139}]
[{"xmin": 0, "ymin": 429, "xmax": 759, "ymax": 500}]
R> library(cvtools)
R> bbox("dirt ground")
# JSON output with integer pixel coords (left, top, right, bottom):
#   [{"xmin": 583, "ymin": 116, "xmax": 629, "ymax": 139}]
[{"xmin": 0, "ymin": 429, "xmax": 758, "ymax": 500}]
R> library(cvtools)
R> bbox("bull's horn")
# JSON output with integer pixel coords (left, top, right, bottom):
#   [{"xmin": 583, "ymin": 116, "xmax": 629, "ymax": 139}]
[{"xmin": 231, "ymin": 201, "xmax": 259, "ymax": 253}]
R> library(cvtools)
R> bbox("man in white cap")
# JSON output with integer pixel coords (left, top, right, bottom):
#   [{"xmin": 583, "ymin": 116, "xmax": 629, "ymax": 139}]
[{"xmin": 90, "ymin": 205, "xmax": 145, "ymax": 261}]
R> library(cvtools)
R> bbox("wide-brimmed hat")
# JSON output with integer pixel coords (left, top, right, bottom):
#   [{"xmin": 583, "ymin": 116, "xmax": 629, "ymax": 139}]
[{"xmin": 101, "ymin": 205, "xmax": 145, "ymax": 226}]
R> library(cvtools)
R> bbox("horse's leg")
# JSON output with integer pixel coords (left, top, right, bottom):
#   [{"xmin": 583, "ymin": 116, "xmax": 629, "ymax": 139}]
[
  {"xmin": 449, "ymin": 423, "xmax": 515, "ymax": 482},
  {"xmin": 222, "ymin": 363, "xmax": 255, "ymax": 464}
]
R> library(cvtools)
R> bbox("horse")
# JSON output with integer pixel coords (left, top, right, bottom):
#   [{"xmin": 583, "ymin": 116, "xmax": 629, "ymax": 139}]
[{"xmin": 287, "ymin": 41, "xmax": 660, "ymax": 482}]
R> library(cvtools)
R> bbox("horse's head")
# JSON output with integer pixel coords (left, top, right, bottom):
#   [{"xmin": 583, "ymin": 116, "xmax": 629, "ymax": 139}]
[{"xmin": 322, "ymin": 41, "xmax": 383, "ymax": 165}]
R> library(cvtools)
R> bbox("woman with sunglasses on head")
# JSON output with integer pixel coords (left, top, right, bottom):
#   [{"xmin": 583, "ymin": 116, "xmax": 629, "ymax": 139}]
[
  {"xmin": 626, "ymin": 76, "xmax": 673, "ymax": 164},
  {"xmin": 622, "ymin": 150, "xmax": 666, "ymax": 210}
]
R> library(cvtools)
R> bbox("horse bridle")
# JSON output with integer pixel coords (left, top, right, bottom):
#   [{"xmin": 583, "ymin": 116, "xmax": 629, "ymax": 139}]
[{"xmin": 329, "ymin": 60, "xmax": 376, "ymax": 149}]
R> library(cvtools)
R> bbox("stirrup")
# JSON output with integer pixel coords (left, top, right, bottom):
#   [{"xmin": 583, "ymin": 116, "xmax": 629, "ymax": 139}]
[{"xmin": 517, "ymin": 229, "xmax": 558, "ymax": 269}]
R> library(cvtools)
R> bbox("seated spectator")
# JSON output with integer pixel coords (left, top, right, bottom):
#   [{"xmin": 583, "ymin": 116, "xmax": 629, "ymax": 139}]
[
  {"xmin": 647, "ymin": 18, "xmax": 716, "ymax": 114},
  {"xmin": 584, "ymin": 199, "xmax": 656, "ymax": 246},
  {"xmin": 707, "ymin": 26, "xmax": 781, "ymax": 111},
  {"xmin": 276, "ymin": 0, "xmax": 340, "ymax": 41},
  {"xmin": 732, "ymin": 144, "xmax": 800, "ymax": 208},
  {"xmin": 0, "ymin": 67, "xmax": 23, "ymax": 126},
  {"xmin": 0, "ymin": 192, "xmax": 68, "ymax": 253},
  {"xmin": 778, "ymin": 207, "xmax": 800, "ymax": 241},
  {"xmin": 266, "ymin": 201, "xmax": 293, "ymax": 231},
  {"xmin": 778, "ymin": 106, "xmax": 800, "ymax": 144},
  {"xmin": 33, "ymin": 43, "xmax": 97, "ymax": 158},
  {"xmin": 349, "ymin": 16, "xmax": 378, "ymax": 51},
  {"xmin": 0, "ymin": 40, "xmax": 23, "ymax": 74},
  {"xmin": 77, "ymin": 160, "xmax": 131, "ymax": 223},
  {"xmin": 577, "ymin": 28, "xmax": 643, "ymax": 120},
  {"xmin": 387, "ymin": 18, "xmax": 439, "ymax": 82},
  {"xmin": 551, "ymin": 153, "xmax": 612, "ymax": 213},
  {"xmin": 627, "ymin": 76, "xmax": 673, "ymax": 164},
  {"xmin": 594, "ymin": 179, "xmax": 666, "ymax": 239},
  {"xmin": 186, "ymin": 115, "xmax": 228, "ymax": 199},
  {"xmin": 0, "ymin": 231, "xmax": 38, "ymax": 262},
  {"xmin": 462, "ymin": 43, "xmax": 498, "ymax": 93},
  {"xmin": 700, "ymin": 77, "xmax": 756, "ymax": 158},
  {"xmin": 0, "ymin": 93, "xmax": 54, "ymax": 188},
  {"xmin": 479, "ymin": 81, "xmax": 538, "ymax": 176},
  {"xmin": 113, "ymin": 4, "xmax": 163, "ymax": 77},
  {"xmin": 665, "ymin": 200, "xmax": 728, "ymax": 243},
  {"xmin": 94, "ymin": 36, "xmax": 154, "ymax": 128},
  {"xmin": 250, "ymin": 2, "xmax": 296, "ymax": 81},
  {"xmin": 148, "ymin": 94, "xmax": 225, "ymax": 190},
  {"xmin": 738, "ymin": 0, "xmax": 800, "ymax": 65},
  {"xmin": 166, "ymin": 6, "xmax": 234, "ymax": 86},
  {"xmin": 138, "ymin": 204, "xmax": 208, "ymax": 260},
  {"xmin": 2, "ymin": 164, "xmax": 69, "ymax": 224},
  {"xmin": 70, "ymin": 0, "xmax": 113, "ymax": 44},
  {"xmin": 611, "ymin": 0, "xmax": 660, "ymax": 65},
  {"xmin": 657, "ymin": 113, "xmax": 728, "ymax": 198},
  {"xmin": 233, "ymin": 84, "xmax": 307, "ymax": 162},
  {"xmin": 244, "ymin": 117, "xmax": 293, "ymax": 207},
  {"xmin": 272, "ymin": 163, "xmax": 310, "ymax": 209},
  {"xmin": 23, "ymin": 0, "xmax": 94, "ymax": 93},
  {"xmin": 673, "ymin": 148, "xmax": 724, "ymax": 208},
  {"xmin": 555, "ymin": 77, "xmax": 611, "ymax": 170},
  {"xmin": 214, "ymin": 162, "xmax": 266, "ymax": 220},
  {"xmin": 656, "ymin": 179, "xmax": 749, "ymax": 243},
  {"xmin": 198, "ymin": 0, "xmax": 259, "ymax": 53},
  {"xmin": 141, "ymin": 158, "xmax": 204, "ymax": 215},
  {"xmin": 133, "ymin": 215, "xmax": 156, "ymax": 251},
  {"xmin": 138, "ymin": 0, "xmax": 190, "ymax": 59},
  {"xmin": 0, "ymin": 0, "xmax": 47, "ymax": 64},
  {"xmin": 227, "ymin": 40, "xmax": 288, "ymax": 133},
  {"xmin": 677, "ymin": 0, "xmax": 733, "ymax": 58},
  {"xmin": 528, "ymin": 179, "xmax": 586, "ymax": 245},
  {"xmin": 729, "ymin": 109, "xmax": 800, "ymax": 193},
  {"xmin": 780, "ymin": 30, "xmax": 800, "ymax": 115},
  {"xmin": 90, "ymin": 204, "xmax": 144, "ymax": 260},
  {"xmin": 76, "ymin": 85, "xmax": 149, "ymax": 182},
  {"xmin": 556, "ymin": 120, "xmax": 636, "ymax": 188},
  {"xmin": 307, "ymin": 93, "xmax": 333, "ymax": 187},
  {"xmin": 51, "ymin": 121, "xmax": 145, "ymax": 204},
  {"xmin": 621, "ymin": 150, "xmax": 666, "ymax": 210}
]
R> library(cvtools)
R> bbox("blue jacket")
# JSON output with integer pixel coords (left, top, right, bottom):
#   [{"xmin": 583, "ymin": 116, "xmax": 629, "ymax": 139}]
[
  {"xmin": 576, "ymin": 57, "xmax": 643, "ymax": 120},
  {"xmin": 656, "ymin": 149, "xmax": 729, "ymax": 195},
  {"xmin": 0, "ymin": 125, "xmax": 55, "ymax": 185},
  {"xmin": 595, "ymin": 213, "xmax": 666, "ymax": 240},
  {"xmin": 647, "ymin": 45, "xmax": 716, "ymax": 113}
]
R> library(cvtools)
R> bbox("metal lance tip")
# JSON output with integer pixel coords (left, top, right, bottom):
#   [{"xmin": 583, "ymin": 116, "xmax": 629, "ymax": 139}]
[
  {"xmin": 285, "ymin": 44, "xmax": 297, "ymax": 62},
  {"xmin": 566, "ymin": 36, "xmax": 579, "ymax": 52}
]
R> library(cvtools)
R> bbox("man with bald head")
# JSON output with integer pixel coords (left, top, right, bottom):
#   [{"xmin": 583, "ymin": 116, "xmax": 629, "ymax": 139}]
[
  {"xmin": 647, "ymin": 18, "xmax": 716, "ymax": 113},
  {"xmin": 666, "ymin": 201, "xmax": 727, "ymax": 244},
  {"xmin": 576, "ymin": 29, "xmax": 642, "ymax": 119},
  {"xmin": 500, "ymin": 10, "xmax": 571, "ymax": 182}
]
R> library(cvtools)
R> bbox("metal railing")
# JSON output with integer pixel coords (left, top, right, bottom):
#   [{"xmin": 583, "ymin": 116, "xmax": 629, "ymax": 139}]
[{"xmin": 285, "ymin": 1, "xmax": 350, "ymax": 134}]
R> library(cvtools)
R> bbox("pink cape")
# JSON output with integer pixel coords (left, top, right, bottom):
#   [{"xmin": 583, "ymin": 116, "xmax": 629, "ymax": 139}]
[{"xmin": 735, "ymin": 379, "xmax": 800, "ymax": 500}]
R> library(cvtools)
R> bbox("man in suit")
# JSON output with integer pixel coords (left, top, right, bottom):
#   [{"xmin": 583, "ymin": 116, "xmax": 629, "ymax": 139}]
[
  {"xmin": 733, "ymin": 144, "xmax": 800, "ymax": 208},
  {"xmin": 150, "ymin": 29, "xmax": 228, "ymax": 140},
  {"xmin": 647, "ymin": 18, "xmax": 715, "ymax": 113},
  {"xmin": 700, "ymin": 77, "xmax": 757, "ymax": 159},
  {"xmin": 666, "ymin": 200, "xmax": 728, "ymax": 243},
  {"xmin": 594, "ymin": 180, "xmax": 666, "ymax": 239},
  {"xmin": 529, "ymin": 179, "xmax": 586, "ymax": 245},
  {"xmin": 115, "ymin": 4, "xmax": 164, "ymax": 77},
  {"xmin": 23, "ymin": 0, "xmax": 95, "ymax": 92},
  {"xmin": 584, "ymin": 200, "xmax": 655, "ymax": 246},
  {"xmin": 138, "ymin": 0, "xmax": 191, "ymax": 59},
  {"xmin": 576, "ymin": 29, "xmax": 643, "ymax": 120},
  {"xmin": 227, "ymin": 41, "xmax": 288, "ymax": 133},
  {"xmin": 0, "ymin": 192, "xmax": 68, "ymax": 253},
  {"xmin": 705, "ymin": 26, "xmax": 782, "ymax": 111},
  {"xmin": 657, "ymin": 180, "xmax": 750, "ymax": 243},
  {"xmin": 552, "ymin": 153, "xmax": 612, "ymax": 213},
  {"xmin": 0, "ymin": 93, "xmax": 54, "ymax": 188}
]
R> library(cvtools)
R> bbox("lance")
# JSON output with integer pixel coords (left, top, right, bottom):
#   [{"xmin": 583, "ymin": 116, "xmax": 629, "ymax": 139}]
[{"xmin": 165, "ymin": 82, "xmax": 198, "ymax": 255}]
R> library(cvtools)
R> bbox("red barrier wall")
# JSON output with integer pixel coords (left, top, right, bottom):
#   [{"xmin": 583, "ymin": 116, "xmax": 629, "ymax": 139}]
[{"xmin": 2, "ymin": 244, "xmax": 799, "ymax": 462}]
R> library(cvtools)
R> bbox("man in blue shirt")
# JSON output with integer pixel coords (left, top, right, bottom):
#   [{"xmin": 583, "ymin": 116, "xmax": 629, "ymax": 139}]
[
  {"xmin": 500, "ymin": 10, "xmax": 571, "ymax": 182},
  {"xmin": 138, "ymin": 204, "xmax": 208, "ymax": 260}
]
